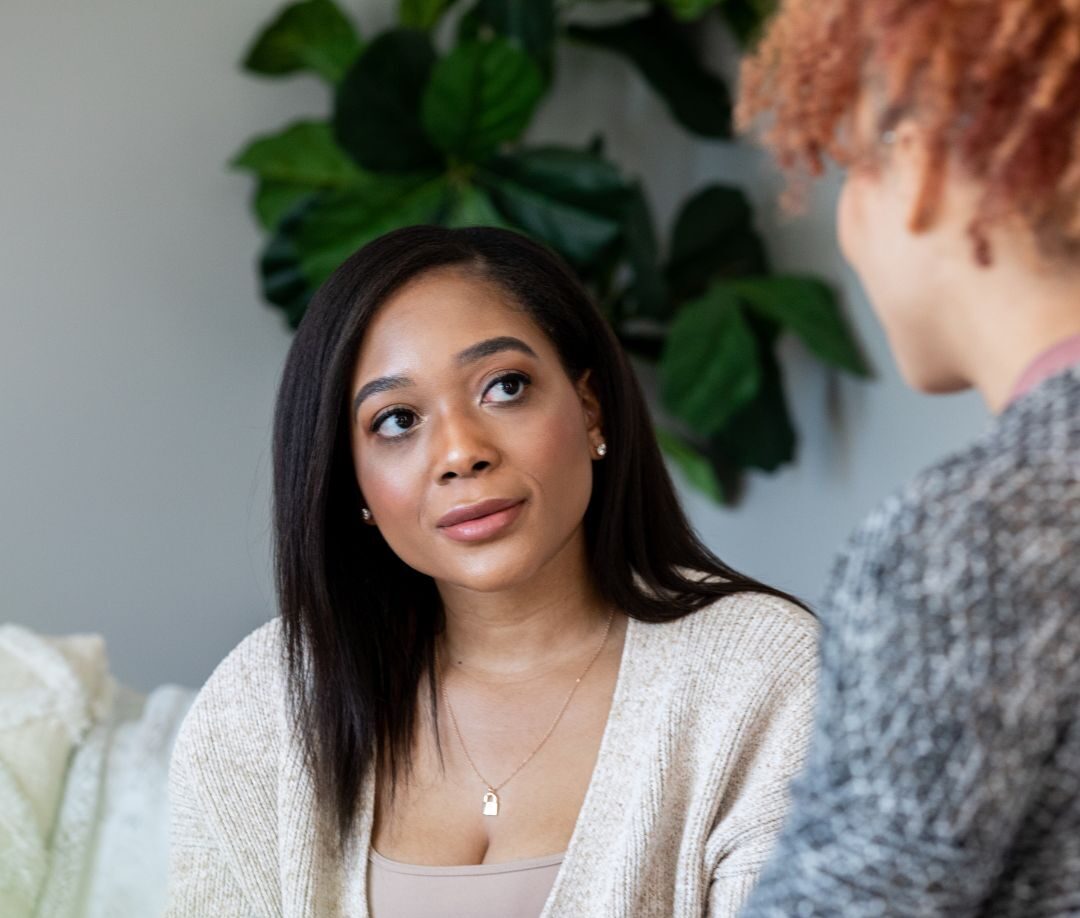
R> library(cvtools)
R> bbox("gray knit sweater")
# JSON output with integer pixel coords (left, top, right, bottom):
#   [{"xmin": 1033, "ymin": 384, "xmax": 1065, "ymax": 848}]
[{"xmin": 741, "ymin": 366, "xmax": 1080, "ymax": 917}]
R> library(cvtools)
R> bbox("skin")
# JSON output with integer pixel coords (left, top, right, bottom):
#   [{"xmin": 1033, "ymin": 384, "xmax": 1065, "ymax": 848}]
[
  {"xmin": 837, "ymin": 101, "xmax": 1080, "ymax": 412},
  {"xmin": 349, "ymin": 266, "xmax": 628, "ymax": 865}
]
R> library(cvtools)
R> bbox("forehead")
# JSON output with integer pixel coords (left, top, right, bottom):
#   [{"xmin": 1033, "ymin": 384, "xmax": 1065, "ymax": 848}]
[{"xmin": 352, "ymin": 268, "xmax": 553, "ymax": 377}]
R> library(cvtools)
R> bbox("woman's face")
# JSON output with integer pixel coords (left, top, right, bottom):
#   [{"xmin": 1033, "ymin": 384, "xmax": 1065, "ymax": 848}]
[{"xmin": 349, "ymin": 267, "xmax": 604, "ymax": 594}]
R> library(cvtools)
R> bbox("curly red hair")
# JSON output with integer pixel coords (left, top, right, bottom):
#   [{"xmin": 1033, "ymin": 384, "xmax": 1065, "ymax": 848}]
[{"xmin": 736, "ymin": 0, "xmax": 1080, "ymax": 264}]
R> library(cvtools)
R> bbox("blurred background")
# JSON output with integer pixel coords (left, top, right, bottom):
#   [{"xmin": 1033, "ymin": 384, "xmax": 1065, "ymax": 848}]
[{"xmin": 1, "ymin": 0, "xmax": 988, "ymax": 696}]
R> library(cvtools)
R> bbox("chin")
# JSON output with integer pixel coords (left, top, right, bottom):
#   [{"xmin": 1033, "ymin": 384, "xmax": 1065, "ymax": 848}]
[
  {"xmin": 897, "ymin": 358, "xmax": 971, "ymax": 396},
  {"xmin": 435, "ymin": 549, "xmax": 551, "ymax": 595},
  {"xmin": 449, "ymin": 568, "xmax": 532, "ymax": 594}
]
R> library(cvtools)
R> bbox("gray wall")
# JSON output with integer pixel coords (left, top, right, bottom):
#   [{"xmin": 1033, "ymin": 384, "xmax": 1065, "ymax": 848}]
[{"xmin": 1, "ymin": 0, "xmax": 989, "ymax": 692}]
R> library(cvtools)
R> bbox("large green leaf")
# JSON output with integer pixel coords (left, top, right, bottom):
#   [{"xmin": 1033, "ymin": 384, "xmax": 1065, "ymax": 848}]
[
  {"xmin": 232, "ymin": 121, "xmax": 363, "ymax": 231},
  {"xmin": 231, "ymin": 120, "xmax": 361, "ymax": 186},
  {"xmin": 295, "ymin": 175, "xmax": 449, "ymax": 287},
  {"xmin": 655, "ymin": 427, "xmax": 727, "ymax": 503},
  {"xmin": 660, "ymin": 286, "xmax": 761, "ymax": 435},
  {"xmin": 333, "ymin": 29, "xmax": 442, "ymax": 173},
  {"xmin": 260, "ymin": 201, "xmax": 318, "ymax": 328},
  {"xmin": 566, "ymin": 9, "xmax": 731, "ymax": 139},
  {"xmin": 666, "ymin": 184, "xmax": 768, "ymax": 300},
  {"xmin": 728, "ymin": 276, "xmax": 872, "ymax": 377},
  {"xmin": 258, "ymin": 172, "xmax": 447, "ymax": 324},
  {"xmin": 477, "ymin": 147, "xmax": 628, "ymax": 266},
  {"xmin": 259, "ymin": 171, "xmax": 450, "ymax": 325},
  {"xmin": 471, "ymin": 0, "xmax": 557, "ymax": 72},
  {"xmin": 252, "ymin": 181, "xmax": 319, "ymax": 230},
  {"xmin": 243, "ymin": 0, "xmax": 362, "ymax": 85},
  {"xmin": 444, "ymin": 183, "xmax": 512, "ymax": 228},
  {"xmin": 621, "ymin": 183, "xmax": 668, "ymax": 319},
  {"xmin": 709, "ymin": 334, "xmax": 796, "ymax": 471},
  {"xmin": 421, "ymin": 39, "xmax": 545, "ymax": 162},
  {"xmin": 484, "ymin": 147, "xmax": 628, "ymax": 203},
  {"xmin": 400, "ymin": 0, "xmax": 459, "ymax": 30}
]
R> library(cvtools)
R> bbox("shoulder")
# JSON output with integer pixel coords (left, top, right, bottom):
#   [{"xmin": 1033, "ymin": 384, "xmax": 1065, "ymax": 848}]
[
  {"xmin": 167, "ymin": 621, "xmax": 292, "ymax": 909},
  {"xmin": 824, "ymin": 427, "xmax": 1080, "ymax": 660},
  {"xmin": 835, "ymin": 430, "xmax": 1079, "ymax": 594},
  {"xmin": 170, "ymin": 618, "xmax": 287, "ymax": 788},
  {"xmin": 181, "ymin": 618, "xmax": 285, "ymax": 730},
  {"xmin": 619, "ymin": 591, "xmax": 819, "ymax": 814},
  {"xmin": 685, "ymin": 589, "xmax": 817, "ymax": 666},
  {"xmin": 632, "ymin": 588, "xmax": 819, "ymax": 698},
  {"xmin": 859, "ymin": 397, "xmax": 1080, "ymax": 546}
]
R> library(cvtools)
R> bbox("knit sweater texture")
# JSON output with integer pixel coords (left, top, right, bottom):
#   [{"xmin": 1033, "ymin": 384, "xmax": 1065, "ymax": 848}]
[
  {"xmin": 165, "ymin": 592, "xmax": 817, "ymax": 917},
  {"xmin": 741, "ymin": 365, "xmax": 1080, "ymax": 917}
]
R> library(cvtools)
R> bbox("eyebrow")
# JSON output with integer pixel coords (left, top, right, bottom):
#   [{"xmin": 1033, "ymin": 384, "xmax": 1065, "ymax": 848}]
[
  {"xmin": 352, "ymin": 336, "xmax": 540, "ymax": 417},
  {"xmin": 352, "ymin": 375, "xmax": 413, "ymax": 416},
  {"xmin": 454, "ymin": 335, "xmax": 538, "ymax": 367}
]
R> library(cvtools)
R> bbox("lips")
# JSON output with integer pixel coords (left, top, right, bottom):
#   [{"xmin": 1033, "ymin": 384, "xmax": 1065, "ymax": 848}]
[
  {"xmin": 436, "ymin": 499, "xmax": 526, "ymax": 543},
  {"xmin": 437, "ymin": 498, "xmax": 524, "ymax": 529}
]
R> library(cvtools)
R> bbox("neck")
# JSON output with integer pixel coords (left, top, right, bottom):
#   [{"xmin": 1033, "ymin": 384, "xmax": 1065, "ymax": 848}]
[
  {"xmin": 434, "ymin": 531, "xmax": 611, "ymax": 678},
  {"xmin": 940, "ymin": 251, "xmax": 1080, "ymax": 413}
]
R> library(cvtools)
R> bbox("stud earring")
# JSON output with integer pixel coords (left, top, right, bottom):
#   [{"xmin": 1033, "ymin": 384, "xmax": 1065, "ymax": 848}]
[
  {"xmin": 596, "ymin": 442, "xmax": 607, "ymax": 457},
  {"xmin": 361, "ymin": 508, "xmax": 372, "ymax": 522}
]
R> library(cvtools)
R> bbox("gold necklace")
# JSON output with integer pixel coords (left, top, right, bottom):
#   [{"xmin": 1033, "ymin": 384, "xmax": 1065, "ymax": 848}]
[{"xmin": 436, "ymin": 608, "xmax": 617, "ymax": 817}]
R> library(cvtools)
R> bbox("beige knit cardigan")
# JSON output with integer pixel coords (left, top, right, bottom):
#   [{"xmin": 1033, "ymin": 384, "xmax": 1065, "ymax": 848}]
[{"xmin": 165, "ymin": 593, "xmax": 818, "ymax": 917}]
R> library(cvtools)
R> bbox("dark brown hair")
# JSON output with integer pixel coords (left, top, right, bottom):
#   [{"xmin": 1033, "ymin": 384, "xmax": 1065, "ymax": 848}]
[
  {"xmin": 737, "ymin": 0, "xmax": 1080, "ymax": 264},
  {"xmin": 272, "ymin": 225, "xmax": 805, "ymax": 856}
]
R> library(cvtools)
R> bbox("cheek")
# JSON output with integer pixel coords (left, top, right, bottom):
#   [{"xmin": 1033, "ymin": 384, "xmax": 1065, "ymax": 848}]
[
  {"xmin": 837, "ymin": 173, "xmax": 868, "ymax": 268},
  {"xmin": 516, "ymin": 399, "xmax": 594, "ymax": 513},
  {"xmin": 534, "ymin": 406, "xmax": 587, "ymax": 470},
  {"xmin": 838, "ymin": 172, "xmax": 908, "ymax": 320},
  {"xmin": 353, "ymin": 443, "xmax": 423, "ymax": 528},
  {"xmin": 352, "ymin": 443, "xmax": 445, "ymax": 579}
]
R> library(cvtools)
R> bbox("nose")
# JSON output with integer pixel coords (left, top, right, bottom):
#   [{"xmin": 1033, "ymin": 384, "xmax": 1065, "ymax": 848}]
[{"xmin": 434, "ymin": 410, "xmax": 499, "ymax": 483}]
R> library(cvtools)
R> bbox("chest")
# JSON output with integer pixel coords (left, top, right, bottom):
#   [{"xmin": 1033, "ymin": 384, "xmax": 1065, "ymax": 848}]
[{"xmin": 370, "ymin": 650, "xmax": 622, "ymax": 866}]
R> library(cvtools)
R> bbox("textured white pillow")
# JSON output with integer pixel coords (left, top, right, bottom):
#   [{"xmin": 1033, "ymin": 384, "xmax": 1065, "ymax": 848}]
[{"xmin": 0, "ymin": 624, "xmax": 114, "ymax": 917}]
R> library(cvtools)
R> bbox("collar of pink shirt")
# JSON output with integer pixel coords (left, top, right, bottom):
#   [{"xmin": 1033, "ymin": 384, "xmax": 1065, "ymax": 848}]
[{"xmin": 1006, "ymin": 331, "xmax": 1080, "ymax": 408}]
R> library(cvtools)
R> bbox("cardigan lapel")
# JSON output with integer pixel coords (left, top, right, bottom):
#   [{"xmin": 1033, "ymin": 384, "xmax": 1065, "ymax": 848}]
[
  {"xmin": 276, "ymin": 721, "xmax": 377, "ymax": 917},
  {"xmin": 537, "ymin": 616, "xmax": 641, "ymax": 917}
]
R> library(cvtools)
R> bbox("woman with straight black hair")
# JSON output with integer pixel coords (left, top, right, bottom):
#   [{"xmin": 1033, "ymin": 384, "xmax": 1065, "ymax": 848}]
[{"xmin": 165, "ymin": 225, "xmax": 817, "ymax": 917}]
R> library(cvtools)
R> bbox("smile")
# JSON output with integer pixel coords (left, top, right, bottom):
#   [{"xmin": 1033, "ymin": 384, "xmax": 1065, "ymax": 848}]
[{"xmin": 436, "ymin": 499, "xmax": 526, "ymax": 543}]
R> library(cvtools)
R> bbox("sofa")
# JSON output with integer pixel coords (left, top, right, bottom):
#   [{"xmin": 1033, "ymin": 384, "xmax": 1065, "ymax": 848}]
[{"xmin": 0, "ymin": 623, "xmax": 194, "ymax": 917}]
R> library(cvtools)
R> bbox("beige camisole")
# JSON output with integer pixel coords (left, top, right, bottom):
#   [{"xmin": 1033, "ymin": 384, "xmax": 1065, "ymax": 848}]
[{"xmin": 367, "ymin": 848, "xmax": 564, "ymax": 918}]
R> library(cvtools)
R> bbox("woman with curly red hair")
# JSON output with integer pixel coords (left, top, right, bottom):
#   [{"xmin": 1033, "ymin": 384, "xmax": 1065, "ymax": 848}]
[{"xmin": 736, "ymin": 1, "xmax": 1080, "ymax": 914}]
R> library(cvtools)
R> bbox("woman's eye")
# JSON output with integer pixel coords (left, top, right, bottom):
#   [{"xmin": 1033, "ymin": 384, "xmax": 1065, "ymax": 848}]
[
  {"xmin": 483, "ymin": 372, "xmax": 531, "ymax": 404},
  {"xmin": 372, "ymin": 408, "xmax": 417, "ymax": 438}
]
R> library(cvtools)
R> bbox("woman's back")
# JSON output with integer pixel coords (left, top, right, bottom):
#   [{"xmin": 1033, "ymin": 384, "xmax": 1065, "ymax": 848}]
[{"xmin": 744, "ymin": 365, "xmax": 1080, "ymax": 916}]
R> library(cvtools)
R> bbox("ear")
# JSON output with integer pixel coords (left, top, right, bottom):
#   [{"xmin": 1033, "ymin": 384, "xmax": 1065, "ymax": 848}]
[
  {"xmin": 890, "ymin": 118, "xmax": 930, "ymax": 177},
  {"xmin": 358, "ymin": 492, "xmax": 378, "ymax": 526},
  {"xmin": 887, "ymin": 118, "xmax": 946, "ymax": 230},
  {"xmin": 574, "ymin": 369, "xmax": 603, "ymax": 438}
]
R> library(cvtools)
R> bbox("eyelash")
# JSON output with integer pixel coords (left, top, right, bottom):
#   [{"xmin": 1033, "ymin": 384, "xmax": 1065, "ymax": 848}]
[{"xmin": 370, "ymin": 372, "xmax": 532, "ymax": 439}]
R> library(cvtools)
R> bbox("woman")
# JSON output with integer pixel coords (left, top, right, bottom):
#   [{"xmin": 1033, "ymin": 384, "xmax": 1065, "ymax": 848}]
[
  {"xmin": 736, "ymin": 2, "xmax": 1080, "ymax": 915},
  {"xmin": 165, "ymin": 226, "xmax": 818, "ymax": 917}
]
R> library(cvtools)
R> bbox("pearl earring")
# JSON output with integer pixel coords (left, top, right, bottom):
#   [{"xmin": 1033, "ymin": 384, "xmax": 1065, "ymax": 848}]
[
  {"xmin": 361, "ymin": 508, "xmax": 372, "ymax": 522},
  {"xmin": 596, "ymin": 442, "xmax": 607, "ymax": 457}
]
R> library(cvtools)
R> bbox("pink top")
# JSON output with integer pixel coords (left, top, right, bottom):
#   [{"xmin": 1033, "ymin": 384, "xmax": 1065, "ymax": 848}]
[
  {"xmin": 367, "ymin": 848, "xmax": 564, "ymax": 918},
  {"xmin": 1007, "ymin": 331, "xmax": 1080, "ymax": 406}
]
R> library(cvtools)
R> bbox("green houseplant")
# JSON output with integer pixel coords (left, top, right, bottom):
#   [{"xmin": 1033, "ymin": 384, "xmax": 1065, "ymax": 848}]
[{"xmin": 232, "ymin": 0, "xmax": 871, "ymax": 503}]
